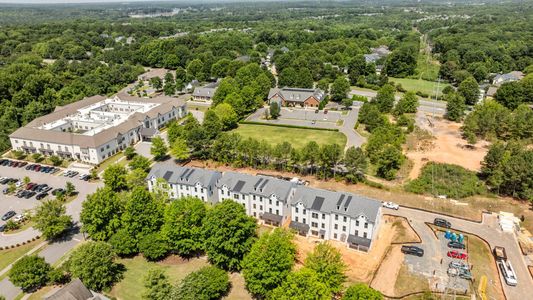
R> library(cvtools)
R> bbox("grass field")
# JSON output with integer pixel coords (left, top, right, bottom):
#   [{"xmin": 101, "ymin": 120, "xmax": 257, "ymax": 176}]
[
  {"xmin": 108, "ymin": 255, "xmax": 251, "ymax": 300},
  {"xmin": 233, "ymin": 124, "xmax": 346, "ymax": 149},
  {"xmin": 0, "ymin": 239, "xmax": 43, "ymax": 271},
  {"xmin": 389, "ymin": 77, "xmax": 450, "ymax": 98},
  {"xmin": 467, "ymin": 234, "xmax": 503, "ymax": 300}
]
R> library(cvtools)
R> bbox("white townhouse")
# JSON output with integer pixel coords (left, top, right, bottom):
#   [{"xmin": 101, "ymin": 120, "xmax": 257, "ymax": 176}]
[
  {"xmin": 9, "ymin": 93, "xmax": 187, "ymax": 164},
  {"xmin": 289, "ymin": 186, "xmax": 382, "ymax": 252},
  {"xmin": 216, "ymin": 172, "xmax": 296, "ymax": 226},
  {"xmin": 146, "ymin": 163, "xmax": 222, "ymax": 203}
]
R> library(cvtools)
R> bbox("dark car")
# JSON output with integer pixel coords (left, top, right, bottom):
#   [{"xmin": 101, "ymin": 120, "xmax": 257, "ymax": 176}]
[
  {"xmin": 31, "ymin": 184, "xmax": 42, "ymax": 192},
  {"xmin": 0, "ymin": 224, "xmax": 6, "ymax": 232},
  {"xmin": 26, "ymin": 183, "xmax": 36, "ymax": 190},
  {"xmin": 1, "ymin": 210, "xmax": 16, "ymax": 221},
  {"xmin": 401, "ymin": 245, "xmax": 424, "ymax": 257},
  {"xmin": 434, "ymin": 218, "xmax": 451, "ymax": 229},
  {"xmin": 24, "ymin": 191, "xmax": 35, "ymax": 199},
  {"xmin": 40, "ymin": 186, "xmax": 53, "ymax": 193},
  {"xmin": 40, "ymin": 166, "xmax": 48, "ymax": 173},
  {"xmin": 448, "ymin": 241, "xmax": 466, "ymax": 249},
  {"xmin": 16, "ymin": 190, "xmax": 26, "ymax": 198},
  {"xmin": 36, "ymin": 184, "xmax": 49, "ymax": 192},
  {"xmin": 25, "ymin": 164, "xmax": 34, "ymax": 170},
  {"xmin": 36, "ymin": 192, "xmax": 48, "ymax": 200},
  {"xmin": 0, "ymin": 178, "xmax": 9, "ymax": 184},
  {"xmin": 34, "ymin": 165, "xmax": 41, "ymax": 171}
]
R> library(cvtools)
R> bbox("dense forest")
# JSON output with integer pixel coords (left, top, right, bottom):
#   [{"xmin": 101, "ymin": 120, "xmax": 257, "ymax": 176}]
[{"xmin": 0, "ymin": 0, "xmax": 531, "ymax": 198}]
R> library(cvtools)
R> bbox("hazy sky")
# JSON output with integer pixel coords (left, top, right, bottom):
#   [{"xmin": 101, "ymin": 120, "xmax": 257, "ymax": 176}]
[{"xmin": 0, "ymin": 0, "xmax": 190, "ymax": 3}]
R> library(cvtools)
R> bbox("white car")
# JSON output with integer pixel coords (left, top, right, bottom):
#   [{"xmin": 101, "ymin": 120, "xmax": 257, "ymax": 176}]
[
  {"xmin": 382, "ymin": 202, "xmax": 399, "ymax": 210},
  {"xmin": 13, "ymin": 214, "xmax": 25, "ymax": 223},
  {"xmin": 15, "ymin": 180, "xmax": 23, "ymax": 188}
]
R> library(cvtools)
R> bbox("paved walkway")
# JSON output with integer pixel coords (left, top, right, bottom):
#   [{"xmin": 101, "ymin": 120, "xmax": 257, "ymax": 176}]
[{"xmin": 386, "ymin": 206, "xmax": 533, "ymax": 300}]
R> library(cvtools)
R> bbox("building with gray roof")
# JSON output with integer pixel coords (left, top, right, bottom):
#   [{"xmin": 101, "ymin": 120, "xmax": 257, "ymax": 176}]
[
  {"xmin": 492, "ymin": 71, "xmax": 524, "ymax": 86},
  {"xmin": 192, "ymin": 81, "xmax": 220, "ymax": 101},
  {"xmin": 216, "ymin": 172, "xmax": 296, "ymax": 226},
  {"xmin": 147, "ymin": 163, "xmax": 222, "ymax": 203},
  {"xmin": 268, "ymin": 87, "xmax": 326, "ymax": 108},
  {"xmin": 9, "ymin": 93, "xmax": 187, "ymax": 164},
  {"xmin": 289, "ymin": 186, "xmax": 382, "ymax": 251}
]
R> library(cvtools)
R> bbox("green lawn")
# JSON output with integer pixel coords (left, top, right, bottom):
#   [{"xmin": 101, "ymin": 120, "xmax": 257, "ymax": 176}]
[
  {"xmin": 94, "ymin": 152, "xmax": 126, "ymax": 174},
  {"xmin": 187, "ymin": 104, "xmax": 210, "ymax": 112},
  {"xmin": 109, "ymin": 255, "xmax": 208, "ymax": 300},
  {"xmin": 233, "ymin": 124, "xmax": 347, "ymax": 149},
  {"xmin": 0, "ymin": 239, "xmax": 43, "ymax": 271},
  {"xmin": 389, "ymin": 77, "xmax": 450, "ymax": 98}
]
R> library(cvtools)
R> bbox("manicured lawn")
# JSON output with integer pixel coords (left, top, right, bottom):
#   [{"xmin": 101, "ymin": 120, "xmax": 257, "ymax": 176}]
[
  {"xmin": 108, "ymin": 255, "xmax": 209, "ymax": 300},
  {"xmin": 94, "ymin": 152, "xmax": 126, "ymax": 174},
  {"xmin": 0, "ymin": 239, "xmax": 43, "ymax": 271},
  {"xmin": 187, "ymin": 104, "xmax": 210, "ymax": 112},
  {"xmin": 389, "ymin": 77, "xmax": 450, "ymax": 98},
  {"xmin": 233, "ymin": 124, "xmax": 346, "ymax": 149}
]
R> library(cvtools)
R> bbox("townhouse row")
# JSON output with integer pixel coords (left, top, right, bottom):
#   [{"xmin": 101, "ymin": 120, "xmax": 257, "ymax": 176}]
[{"xmin": 146, "ymin": 163, "xmax": 382, "ymax": 252}]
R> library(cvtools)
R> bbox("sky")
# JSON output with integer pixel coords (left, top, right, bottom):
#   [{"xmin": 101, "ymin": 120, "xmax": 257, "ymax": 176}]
[{"xmin": 0, "ymin": 0, "xmax": 202, "ymax": 3}]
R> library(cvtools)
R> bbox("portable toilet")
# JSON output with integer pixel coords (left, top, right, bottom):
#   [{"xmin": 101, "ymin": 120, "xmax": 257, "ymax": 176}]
[
  {"xmin": 451, "ymin": 232, "xmax": 457, "ymax": 242},
  {"xmin": 445, "ymin": 231, "xmax": 451, "ymax": 239},
  {"xmin": 458, "ymin": 234, "xmax": 464, "ymax": 243}
]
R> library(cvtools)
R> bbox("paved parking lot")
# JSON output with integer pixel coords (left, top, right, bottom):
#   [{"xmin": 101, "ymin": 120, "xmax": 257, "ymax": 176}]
[
  {"xmin": 0, "ymin": 163, "xmax": 101, "ymax": 247},
  {"xmin": 404, "ymin": 230, "xmax": 469, "ymax": 293}
]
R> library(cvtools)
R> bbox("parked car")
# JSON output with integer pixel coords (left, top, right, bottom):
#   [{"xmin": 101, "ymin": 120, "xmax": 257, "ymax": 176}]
[
  {"xmin": 382, "ymin": 202, "xmax": 399, "ymax": 210},
  {"xmin": 15, "ymin": 181, "xmax": 24, "ymax": 188},
  {"xmin": 449, "ymin": 261, "xmax": 469, "ymax": 271},
  {"xmin": 24, "ymin": 191, "xmax": 35, "ymax": 199},
  {"xmin": 36, "ymin": 192, "xmax": 49, "ymax": 200},
  {"xmin": 25, "ymin": 164, "xmax": 34, "ymax": 170},
  {"xmin": 40, "ymin": 186, "xmax": 53, "ymax": 193},
  {"xmin": 2, "ymin": 187, "xmax": 9, "ymax": 194},
  {"xmin": 434, "ymin": 218, "xmax": 451, "ymax": 228},
  {"xmin": 401, "ymin": 245, "xmax": 424, "ymax": 257},
  {"xmin": 448, "ymin": 241, "xmax": 466, "ymax": 249},
  {"xmin": 0, "ymin": 224, "xmax": 5, "ymax": 232},
  {"xmin": 499, "ymin": 260, "xmax": 518, "ymax": 286},
  {"xmin": 79, "ymin": 174, "xmax": 90, "ymax": 181},
  {"xmin": 1, "ymin": 210, "xmax": 16, "ymax": 221},
  {"xmin": 26, "ymin": 183, "xmax": 36, "ymax": 190},
  {"xmin": 493, "ymin": 246, "xmax": 507, "ymax": 261},
  {"xmin": 13, "ymin": 214, "xmax": 25, "ymax": 223},
  {"xmin": 447, "ymin": 250, "xmax": 468, "ymax": 260}
]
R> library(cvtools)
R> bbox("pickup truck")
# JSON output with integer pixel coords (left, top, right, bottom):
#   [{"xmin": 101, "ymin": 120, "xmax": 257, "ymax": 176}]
[{"xmin": 493, "ymin": 246, "xmax": 507, "ymax": 261}]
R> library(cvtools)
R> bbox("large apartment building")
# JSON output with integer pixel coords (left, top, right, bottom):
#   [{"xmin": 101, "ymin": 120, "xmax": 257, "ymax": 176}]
[
  {"xmin": 147, "ymin": 164, "xmax": 222, "ymax": 203},
  {"xmin": 9, "ymin": 93, "xmax": 187, "ymax": 164},
  {"xmin": 289, "ymin": 186, "xmax": 381, "ymax": 252},
  {"xmin": 146, "ymin": 164, "xmax": 382, "ymax": 251}
]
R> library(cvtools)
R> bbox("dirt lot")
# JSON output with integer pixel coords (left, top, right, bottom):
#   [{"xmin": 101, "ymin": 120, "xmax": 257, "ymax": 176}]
[{"xmin": 408, "ymin": 113, "xmax": 489, "ymax": 179}]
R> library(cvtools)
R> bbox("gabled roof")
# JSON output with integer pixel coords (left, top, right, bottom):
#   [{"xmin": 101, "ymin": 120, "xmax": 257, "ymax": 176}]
[
  {"xmin": 147, "ymin": 163, "xmax": 222, "ymax": 187},
  {"xmin": 44, "ymin": 278, "xmax": 94, "ymax": 300},
  {"xmin": 493, "ymin": 71, "xmax": 524, "ymax": 84},
  {"xmin": 291, "ymin": 186, "xmax": 381, "ymax": 223},
  {"xmin": 268, "ymin": 87, "xmax": 326, "ymax": 103},
  {"xmin": 217, "ymin": 172, "xmax": 295, "ymax": 203}
]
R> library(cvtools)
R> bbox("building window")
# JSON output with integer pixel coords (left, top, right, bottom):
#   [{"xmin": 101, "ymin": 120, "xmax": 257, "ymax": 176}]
[
  {"xmin": 355, "ymin": 230, "xmax": 359, "ymax": 236},
  {"xmin": 269, "ymin": 199, "xmax": 272, "ymax": 205},
  {"xmin": 194, "ymin": 187, "xmax": 197, "ymax": 192},
  {"xmin": 276, "ymin": 201, "xmax": 280, "ymax": 206},
  {"xmin": 295, "ymin": 207, "xmax": 299, "ymax": 213},
  {"xmin": 269, "ymin": 208, "xmax": 272, "ymax": 213},
  {"xmin": 334, "ymin": 233, "xmax": 337, "ymax": 239},
  {"xmin": 276, "ymin": 209, "xmax": 279, "ymax": 215},
  {"xmin": 334, "ymin": 224, "xmax": 338, "ymax": 230},
  {"xmin": 356, "ymin": 220, "xmax": 360, "ymax": 226},
  {"xmin": 343, "ymin": 216, "xmax": 347, "ymax": 222},
  {"xmin": 312, "ymin": 213, "xmax": 318, "ymax": 219},
  {"xmin": 303, "ymin": 218, "xmax": 306, "ymax": 224},
  {"xmin": 233, "ymin": 194, "xmax": 239, "ymax": 200},
  {"xmin": 335, "ymin": 215, "xmax": 338, "ymax": 221},
  {"xmin": 363, "ymin": 232, "xmax": 368, "ymax": 238},
  {"xmin": 253, "ymin": 204, "xmax": 256, "ymax": 209},
  {"xmin": 295, "ymin": 216, "xmax": 299, "ymax": 222},
  {"xmin": 322, "ymin": 214, "xmax": 325, "ymax": 220},
  {"xmin": 321, "ymin": 223, "xmax": 325, "ymax": 229},
  {"xmin": 260, "ymin": 205, "xmax": 263, "ymax": 210},
  {"xmin": 342, "ymin": 226, "xmax": 346, "ymax": 232},
  {"xmin": 101, "ymin": 148, "xmax": 104, "ymax": 152},
  {"xmin": 253, "ymin": 195, "xmax": 256, "ymax": 200},
  {"xmin": 253, "ymin": 212, "xmax": 256, "ymax": 217},
  {"xmin": 364, "ymin": 223, "xmax": 368, "ymax": 229}
]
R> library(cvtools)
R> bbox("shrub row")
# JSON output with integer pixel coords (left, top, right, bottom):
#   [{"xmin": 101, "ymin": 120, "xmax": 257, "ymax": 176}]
[{"xmin": 239, "ymin": 121, "xmax": 340, "ymax": 132}]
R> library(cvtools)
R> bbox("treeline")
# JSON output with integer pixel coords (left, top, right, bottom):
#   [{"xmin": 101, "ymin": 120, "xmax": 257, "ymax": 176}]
[
  {"xmin": 167, "ymin": 114, "xmax": 367, "ymax": 183},
  {"xmin": 357, "ymin": 85, "xmax": 419, "ymax": 180},
  {"xmin": 0, "ymin": 54, "xmax": 143, "ymax": 152}
]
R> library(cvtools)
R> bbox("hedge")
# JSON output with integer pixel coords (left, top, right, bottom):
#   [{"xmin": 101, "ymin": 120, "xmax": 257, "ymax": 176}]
[{"xmin": 239, "ymin": 121, "xmax": 340, "ymax": 132}]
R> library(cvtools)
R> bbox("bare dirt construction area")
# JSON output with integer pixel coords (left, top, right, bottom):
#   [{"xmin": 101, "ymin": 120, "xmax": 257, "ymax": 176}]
[
  {"xmin": 289, "ymin": 215, "xmax": 419, "ymax": 285},
  {"xmin": 407, "ymin": 113, "xmax": 489, "ymax": 179},
  {"xmin": 370, "ymin": 216, "xmax": 420, "ymax": 296}
]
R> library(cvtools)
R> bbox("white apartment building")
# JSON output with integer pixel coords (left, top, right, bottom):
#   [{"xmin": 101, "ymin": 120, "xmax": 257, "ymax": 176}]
[
  {"xmin": 9, "ymin": 93, "xmax": 187, "ymax": 164},
  {"xmin": 146, "ymin": 163, "xmax": 222, "ymax": 203},
  {"xmin": 216, "ymin": 172, "xmax": 296, "ymax": 226},
  {"xmin": 289, "ymin": 186, "xmax": 382, "ymax": 252}
]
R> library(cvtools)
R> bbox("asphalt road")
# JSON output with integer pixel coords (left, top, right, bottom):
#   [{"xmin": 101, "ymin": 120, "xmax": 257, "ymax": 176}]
[
  {"xmin": 385, "ymin": 206, "xmax": 533, "ymax": 300},
  {"xmin": 349, "ymin": 88, "xmax": 447, "ymax": 115}
]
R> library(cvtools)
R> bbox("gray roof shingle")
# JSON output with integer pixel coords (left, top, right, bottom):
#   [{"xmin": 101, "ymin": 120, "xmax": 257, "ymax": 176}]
[
  {"xmin": 216, "ymin": 172, "xmax": 295, "ymax": 203},
  {"xmin": 292, "ymin": 186, "xmax": 381, "ymax": 223},
  {"xmin": 147, "ymin": 163, "xmax": 222, "ymax": 187}
]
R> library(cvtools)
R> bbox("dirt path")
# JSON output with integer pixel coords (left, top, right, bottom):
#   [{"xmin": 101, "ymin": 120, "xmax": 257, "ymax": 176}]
[
  {"xmin": 371, "ymin": 246, "xmax": 404, "ymax": 295},
  {"xmin": 408, "ymin": 113, "xmax": 489, "ymax": 179}
]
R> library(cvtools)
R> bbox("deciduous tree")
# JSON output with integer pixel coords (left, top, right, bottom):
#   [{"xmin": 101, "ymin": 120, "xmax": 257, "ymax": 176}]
[
  {"xmin": 343, "ymin": 284, "xmax": 383, "ymax": 300},
  {"xmin": 103, "ymin": 164, "xmax": 128, "ymax": 192},
  {"xmin": 151, "ymin": 137, "xmax": 168, "ymax": 161},
  {"xmin": 9, "ymin": 255, "xmax": 51, "ymax": 291},
  {"xmin": 81, "ymin": 187, "xmax": 123, "ymax": 241},
  {"xmin": 268, "ymin": 268, "xmax": 330, "ymax": 300},
  {"xmin": 304, "ymin": 242, "xmax": 346, "ymax": 294},
  {"xmin": 175, "ymin": 266, "xmax": 230, "ymax": 300},
  {"xmin": 142, "ymin": 269, "xmax": 173, "ymax": 300},
  {"xmin": 34, "ymin": 199, "xmax": 72, "ymax": 240}
]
